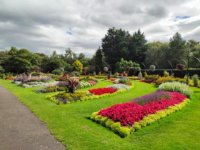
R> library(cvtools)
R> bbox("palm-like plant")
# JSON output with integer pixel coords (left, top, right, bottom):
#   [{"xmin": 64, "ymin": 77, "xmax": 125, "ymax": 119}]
[{"xmin": 67, "ymin": 78, "xmax": 79, "ymax": 93}]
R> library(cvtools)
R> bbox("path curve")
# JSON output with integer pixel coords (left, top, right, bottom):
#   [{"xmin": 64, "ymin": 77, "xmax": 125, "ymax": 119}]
[{"xmin": 0, "ymin": 86, "xmax": 65, "ymax": 150}]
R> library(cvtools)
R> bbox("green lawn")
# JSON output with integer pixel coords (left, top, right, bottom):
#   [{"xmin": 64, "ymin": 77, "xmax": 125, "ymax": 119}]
[{"xmin": 0, "ymin": 79, "xmax": 200, "ymax": 150}]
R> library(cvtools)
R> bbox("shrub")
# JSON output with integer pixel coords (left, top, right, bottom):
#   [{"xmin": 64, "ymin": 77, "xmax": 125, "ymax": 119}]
[
  {"xmin": 72, "ymin": 60, "xmax": 83, "ymax": 73},
  {"xmin": 44, "ymin": 86, "xmax": 58, "ymax": 93},
  {"xmin": 138, "ymin": 72, "xmax": 143, "ymax": 80},
  {"xmin": 55, "ymin": 91, "xmax": 89, "ymax": 103},
  {"xmin": 149, "ymin": 65, "xmax": 156, "ymax": 71},
  {"xmin": 52, "ymin": 69, "xmax": 63, "ymax": 75},
  {"xmin": 0, "ymin": 73, "xmax": 6, "ymax": 79},
  {"xmin": 118, "ymin": 77, "xmax": 131, "ymax": 85},
  {"xmin": 155, "ymin": 76, "xmax": 173, "ymax": 85},
  {"xmin": 143, "ymin": 75, "xmax": 159, "ymax": 83},
  {"xmin": 192, "ymin": 74, "xmax": 199, "ymax": 87},
  {"xmin": 163, "ymin": 70, "xmax": 169, "ymax": 77},
  {"xmin": 158, "ymin": 82, "xmax": 192, "ymax": 97},
  {"xmin": 67, "ymin": 78, "xmax": 80, "ymax": 93}
]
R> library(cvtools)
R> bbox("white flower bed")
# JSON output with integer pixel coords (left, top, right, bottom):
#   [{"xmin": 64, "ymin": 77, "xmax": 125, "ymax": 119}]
[{"xmin": 108, "ymin": 84, "xmax": 131, "ymax": 90}]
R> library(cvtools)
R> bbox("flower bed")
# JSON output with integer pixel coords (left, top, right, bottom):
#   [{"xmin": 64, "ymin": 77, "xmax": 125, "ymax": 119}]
[
  {"xmin": 79, "ymin": 80, "xmax": 97, "ymax": 88},
  {"xmin": 90, "ymin": 91, "xmax": 190, "ymax": 137},
  {"xmin": 47, "ymin": 85, "xmax": 134, "ymax": 104},
  {"xmin": 89, "ymin": 87, "xmax": 117, "ymax": 95}
]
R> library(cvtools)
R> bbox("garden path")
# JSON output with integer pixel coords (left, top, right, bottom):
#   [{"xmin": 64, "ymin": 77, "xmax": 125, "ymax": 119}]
[{"xmin": 0, "ymin": 86, "xmax": 65, "ymax": 150}]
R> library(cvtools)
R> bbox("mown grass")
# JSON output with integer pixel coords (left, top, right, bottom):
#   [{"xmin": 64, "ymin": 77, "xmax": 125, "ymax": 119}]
[{"xmin": 0, "ymin": 79, "xmax": 200, "ymax": 150}]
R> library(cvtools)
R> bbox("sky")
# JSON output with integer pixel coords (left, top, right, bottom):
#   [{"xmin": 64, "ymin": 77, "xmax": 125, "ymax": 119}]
[{"xmin": 0, "ymin": 0, "xmax": 200, "ymax": 57}]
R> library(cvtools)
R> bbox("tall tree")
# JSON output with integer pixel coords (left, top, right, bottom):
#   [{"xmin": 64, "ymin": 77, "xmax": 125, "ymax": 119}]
[
  {"xmin": 94, "ymin": 47, "xmax": 107, "ymax": 73},
  {"xmin": 64, "ymin": 48, "xmax": 77, "ymax": 64},
  {"xmin": 145, "ymin": 42, "xmax": 169, "ymax": 69},
  {"xmin": 128, "ymin": 30, "xmax": 147, "ymax": 66},
  {"xmin": 102, "ymin": 27, "xmax": 130, "ymax": 72},
  {"xmin": 167, "ymin": 32, "xmax": 186, "ymax": 68}
]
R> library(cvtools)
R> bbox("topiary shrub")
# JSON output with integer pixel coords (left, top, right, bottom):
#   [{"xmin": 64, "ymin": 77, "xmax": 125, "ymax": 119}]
[
  {"xmin": 138, "ymin": 71, "xmax": 143, "ymax": 80},
  {"xmin": 192, "ymin": 74, "xmax": 199, "ymax": 87},
  {"xmin": 163, "ymin": 70, "xmax": 169, "ymax": 77}
]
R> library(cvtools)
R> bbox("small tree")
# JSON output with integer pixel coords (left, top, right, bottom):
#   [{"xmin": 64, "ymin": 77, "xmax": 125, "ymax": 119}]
[
  {"xmin": 67, "ymin": 78, "xmax": 79, "ymax": 93},
  {"xmin": 73, "ymin": 60, "xmax": 83, "ymax": 73}
]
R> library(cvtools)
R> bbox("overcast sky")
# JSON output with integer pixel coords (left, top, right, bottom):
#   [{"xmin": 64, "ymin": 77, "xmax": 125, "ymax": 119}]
[{"xmin": 0, "ymin": 0, "xmax": 200, "ymax": 56}]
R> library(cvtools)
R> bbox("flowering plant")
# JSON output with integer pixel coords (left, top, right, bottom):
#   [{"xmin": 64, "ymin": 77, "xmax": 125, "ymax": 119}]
[
  {"xmin": 98, "ymin": 92, "xmax": 186, "ymax": 126},
  {"xmin": 89, "ymin": 87, "xmax": 117, "ymax": 95}
]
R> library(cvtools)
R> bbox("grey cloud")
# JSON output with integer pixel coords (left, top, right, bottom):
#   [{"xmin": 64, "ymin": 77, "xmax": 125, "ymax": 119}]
[{"xmin": 0, "ymin": 0, "xmax": 200, "ymax": 56}]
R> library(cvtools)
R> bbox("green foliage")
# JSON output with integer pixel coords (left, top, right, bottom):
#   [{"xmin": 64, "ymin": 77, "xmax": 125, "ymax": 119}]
[
  {"xmin": 0, "ymin": 65, "xmax": 5, "ymax": 73},
  {"xmin": 118, "ymin": 126, "xmax": 131, "ymax": 137},
  {"xmin": 158, "ymin": 81, "xmax": 192, "ymax": 96},
  {"xmin": 163, "ymin": 70, "xmax": 169, "ymax": 77},
  {"xmin": 192, "ymin": 74, "xmax": 199, "ymax": 87},
  {"xmin": 55, "ymin": 91, "xmax": 88, "ymax": 104},
  {"xmin": 94, "ymin": 48, "xmax": 107, "ymax": 73},
  {"xmin": 67, "ymin": 78, "xmax": 80, "ymax": 93},
  {"xmin": 73, "ymin": 60, "xmax": 83, "ymax": 73},
  {"xmin": 149, "ymin": 65, "xmax": 156, "ymax": 71},
  {"xmin": 52, "ymin": 69, "xmax": 63, "ymax": 75},
  {"xmin": 116, "ymin": 58, "xmax": 134, "ymax": 72}
]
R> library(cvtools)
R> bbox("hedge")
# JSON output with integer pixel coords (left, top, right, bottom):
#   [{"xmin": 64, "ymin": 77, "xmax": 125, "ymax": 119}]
[{"xmin": 129, "ymin": 68, "xmax": 200, "ymax": 77}]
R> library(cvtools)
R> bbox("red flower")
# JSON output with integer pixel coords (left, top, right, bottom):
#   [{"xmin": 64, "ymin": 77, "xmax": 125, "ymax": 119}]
[
  {"xmin": 89, "ymin": 87, "xmax": 117, "ymax": 95},
  {"xmin": 98, "ymin": 92, "xmax": 186, "ymax": 126}
]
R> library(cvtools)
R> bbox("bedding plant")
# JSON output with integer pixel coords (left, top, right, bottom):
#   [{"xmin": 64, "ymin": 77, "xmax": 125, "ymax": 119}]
[
  {"xmin": 47, "ymin": 82, "xmax": 133, "ymax": 104},
  {"xmin": 91, "ymin": 82, "xmax": 190, "ymax": 137}
]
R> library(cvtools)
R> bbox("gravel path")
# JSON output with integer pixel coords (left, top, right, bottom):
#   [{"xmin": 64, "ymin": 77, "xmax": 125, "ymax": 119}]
[{"xmin": 0, "ymin": 86, "xmax": 65, "ymax": 150}]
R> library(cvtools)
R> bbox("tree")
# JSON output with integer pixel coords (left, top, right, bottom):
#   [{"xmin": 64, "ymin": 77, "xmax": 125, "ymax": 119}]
[
  {"xmin": 145, "ymin": 42, "xmax": 169, "ymax": 69},
  {"xmin": 187, "ymin": 40, "xmax": 200, "ymax": 68},
  {"xmin": 128, "ymin": 30, "xmax": 147, "ymax": 66},
  {"xmin": 78, "ymin": 53, "xmax": 90, "ymax": 66},
  {"xmin": 64, "ymin": 48, "xmax": 77, "ymax": 64},
  {"xmin": 2, "ymin": 48, "xmax": 33, "ymax": 73},
  {"xmin": 102, "ymin": 28, "xmax": 130, "ymax": 72},
  {"xmin": 94, "ymin": 47, "xmax": 107, "ymax": 73},
  {"xmin": 167, "ymin": 32, "xmax": 186, "ymax": 68},
  {"xmin": 42, "ymin": 51, "xmax": 66, "ymax": 73},
  {"xmin": 72, "ymin": 60, "xmax": 83, "ymax": 73}
]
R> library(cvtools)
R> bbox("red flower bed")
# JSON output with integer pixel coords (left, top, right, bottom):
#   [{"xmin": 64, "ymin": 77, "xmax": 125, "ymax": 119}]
[
  {"xmin": 99, "ymin": 92, "xmax": 186, "ymax": 126},
  {"xmin": 89, "ymin": 87, "xmax": 117, "ymax": 95}
]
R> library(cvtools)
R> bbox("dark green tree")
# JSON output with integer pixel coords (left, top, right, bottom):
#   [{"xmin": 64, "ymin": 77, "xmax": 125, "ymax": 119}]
[
  {"xmin": 102, "ymin": 27, "xmax": 130, "ymax": 72},
  {"xmin": 166, "ymin": 32, "xmax": 186, "ymax": 68},
  {"xmin": 94, "ymin": 47, "xmax": 107, "ymax": 73},
  {"xmin": 128, "ymin": 30, "xmax": 147, "ymax": 66}
]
